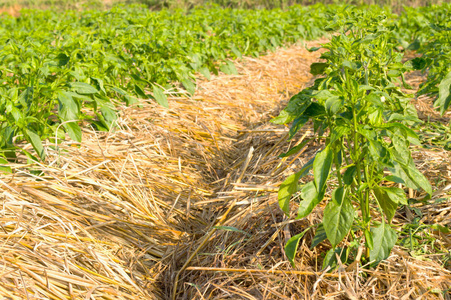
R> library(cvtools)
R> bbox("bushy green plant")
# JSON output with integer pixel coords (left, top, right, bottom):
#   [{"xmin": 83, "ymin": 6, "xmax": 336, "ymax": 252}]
[{"xmin": 273, "ymin": 7, "xmax": 432, "ymax": 268}]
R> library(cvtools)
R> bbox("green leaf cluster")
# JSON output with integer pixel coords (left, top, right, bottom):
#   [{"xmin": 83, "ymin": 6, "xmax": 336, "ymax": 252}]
[{"xmin": 275, "ymin": 7, "xmax": 432, "ymax": 270}]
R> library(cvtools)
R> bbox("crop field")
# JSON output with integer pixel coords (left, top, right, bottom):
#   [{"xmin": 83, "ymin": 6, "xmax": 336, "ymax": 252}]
[
  {"xmin": 0, "ymin": 1, "xmax": 450, "ymax": 299},
  {"xmin": 0, "ymin": 4, "xmax": 329, "ymax": 162}
]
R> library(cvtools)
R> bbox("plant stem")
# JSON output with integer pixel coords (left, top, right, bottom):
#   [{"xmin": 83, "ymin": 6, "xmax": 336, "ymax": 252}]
[
  {"xmin": 334, "ymin": 143, "xmax": 343, "ymax": 188},
  {"xmin": 351, "ymin": 92, "xmax": 372, "ymax": 257}
]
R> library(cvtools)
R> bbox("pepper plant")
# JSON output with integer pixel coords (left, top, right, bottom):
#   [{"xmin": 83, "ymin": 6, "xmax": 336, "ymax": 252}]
[
  {"xmin": 273, "ymin": 8, "xmax": 432, "ymax": 269},
  {"xmin": 408, "ymin": 4, "xmax": 451, "ymax": 114}
]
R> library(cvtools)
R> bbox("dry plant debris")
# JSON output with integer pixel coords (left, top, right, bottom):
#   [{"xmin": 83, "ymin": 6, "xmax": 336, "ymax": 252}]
[{"xmin": 0, "ymin": 39, "xmax": 450, "ymax": 300}]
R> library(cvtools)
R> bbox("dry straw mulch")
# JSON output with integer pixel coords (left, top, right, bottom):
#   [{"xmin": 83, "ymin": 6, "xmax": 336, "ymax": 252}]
[{"xmin": 1, "ymin": 39, "xmax": 450, "ymax": 300}]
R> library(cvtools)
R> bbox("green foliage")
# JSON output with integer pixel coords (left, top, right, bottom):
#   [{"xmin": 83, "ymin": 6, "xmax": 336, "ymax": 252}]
[
  {"xmin": 370, "ymin": 221, "xmax": 397, "ymax": 264},
  {"xmin": 398, "ymin": 4, "xmax": 451, "ymax": 115},
  {"xmin": 0, "ymin": 0, "xmax": 446, "ymax": 11},
  {"xmin": 435, "ymin": 71, "xmax": 451, "ymax": 114},
  {"xmin": 0, "ymin": 4, "xmax": 329, "ymax": 159},
  {"xmin": 275, "ymin": 7, "xmax": 433, "ymax": 269},
  {"xmin": 279, "ymin": 171, "xmax": 303, "ymax": 215},
  {"xmin": 313, "ymin": 146, "xmax": 332, "ymax": 194},
  {"xmin": 323, "ymin": 187, "xmax": 355, "ymax": 248},
  {"xmin": 284, "ymin": 227, "xmax": 311, "ymax": 267}
]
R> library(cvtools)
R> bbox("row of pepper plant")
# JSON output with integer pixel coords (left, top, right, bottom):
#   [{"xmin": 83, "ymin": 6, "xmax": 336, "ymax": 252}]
[
  {"xmin": 0, "ymin": 4, "xmax": 330, "ymax": 166},
  {"xmin": 394, "ymin": 4, "xmax": 451, "ymax": 115}
]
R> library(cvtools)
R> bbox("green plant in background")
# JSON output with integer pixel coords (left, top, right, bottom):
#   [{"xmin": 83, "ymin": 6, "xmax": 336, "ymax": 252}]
[
  {"xmin": 0, "ymin": 4, "xmax": 330, "ymax": 164},
  {"xmin": 394, "ymin": 3, "xmax": 451, "ymax": 149},
  {"xmin": 273, "ymin": 7, "xmax": 432, "ymax": 269},
  {"xmin": 393, "ymin": 4, "xmax": 451, "ymax": 114},
  {"xmin": 0, "ymin": 0, "xmax": 446, "ymax": 11},
  {"xmin": 1, "ymin": 1, "xmax": 448, "ymax": 167},
  {"xmin": 410, "ymin": 4, "xmax": 451, "ymax": 114}
]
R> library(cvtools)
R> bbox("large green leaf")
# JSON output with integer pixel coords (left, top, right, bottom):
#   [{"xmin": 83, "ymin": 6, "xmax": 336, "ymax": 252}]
[
  {"xmin": 0, "ymin": 157, "xmax": 12, "ymax": 174},
  {"xmin": 297, "ymin": 181, "xmax": 324, "ymax": 218},
  {"xmin": 405, "ymin": 162, "xmax": 432, "ymax": 196},
  {"xmin": 410, "ymin": 57, "xmax": 428, "ymax": 70},
  {"xmin": 278, "ymin": 172, "xmax": 302, "ymax": 216},
  {"xmin": 310, "ymin": 223, "xmax": 327, "ymax": 249},
  {"xmin": 304, "ymin": 102, "xmax": 326, "ymax": 118},
  {"xmin": 152, "ymin": 85, "xmax": 169, "ymax": 108},
  {"xmin": 313, "ymin": 146, "xmax": 333, "ymax": 193},
  {"xmin": 325, "ymin": 96, "xmax": 343, "ymax": 115},
  {"xmin": 285, "ymin": 227, "xmax": 310, "ymax": 267},
  {"xmin": 199, "ymin": 67, "xmax": 211, "ymax": 80},
  {"xmin": 383, "ymin": 187, "xmax": 408, "ymax": 205},
  {"xmin": 271, "ymin": 91, "xmax": 312, "ymax": 125},
  {"xmin": 231, "ymin": 45, "xmax": 242, "ymax": 58},
  {"xmin": 26, "ymin": 130, "xmax": 45, "ymax": 160},
  {"xmin": 220, "ymin": 60, "xmax": 238, "ymax": 75},
  {"xmin": 310, "ymin": 62, "xmax": 328, "ymax": 75},
  {"xmin": 271, "ymin": 110, "xmax": 292, "ymax": 125},
  {"xmin": 100, "ymin": 106, "xmax": 117, "ymax": 129},
  {"xmin": 368, "ymin": 138, "xmax": 389, "ymax": 163},
  {"xmin": 390, "ymin": 158, "xmax": 432, "ymax": 196},
  {"xmin": 298, "ymin": 156, "xmax": 315, "ymax": 178},
  {"xmin": 385, "ymin": 123, "xmax": 421, "ymax": 146},
  {"xmin": 69, "ymin": 82, "xmax": 99, "ymax": 95},
  {"xmin": 406, "ymin": 39, "xmax": 420, "ymax": 51},
  {"xmin": 181, "ymin": 79, "xmax": 196, "ymax": 95},
  {"xmin": 370, "ymin": 222, "xmax": 397, "ymax": 265},
  {"xmin": 289, "ymin": 116, "xmax": 309, "ymax": 139},
  {"xmin": 91, "ymin": 77, "xmax": 106, "ymax": 95},
  {"xmin": 314, "ymin": 90, "xmax": 334, "ymax": 102},
  {"xmin": 323, "ymin": 187, "xmax": 355, "ymax": 247},
  {"xmin": 343, "ymin": 166, "xmax": 356, "ymax": 186},
  {"xmin": 391, "ymin": 134, "xmax": 411, "ymax": 165},
  {"xmin": 329, "ymin": 126, "xmax": 348, "ymax": 145},
  {"xmin": 373, "ymin": 187, "xmax": 398, "ymax": 223},
  {"xmin": 63, "ymin": 122, "xmax": 82, "ymax": 143},
  {"xmin": 435, "ymin": 71, "xmax": 451, "ymax": 115},
  {"xmin": 58, "ymin": 91, "xmax": 79, "ymax": 121},
  {"xmin": 134, "ymin": 84, "xmax": 147, "ymax": 99}
]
